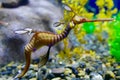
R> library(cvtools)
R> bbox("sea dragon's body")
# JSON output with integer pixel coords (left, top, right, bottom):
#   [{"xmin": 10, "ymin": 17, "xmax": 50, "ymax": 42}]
[
  {"xmin": 14, "ymin": 4, "xmax": 114, "ymax": 78},
  {"xmin": 15, "ymin": 19, "xmax": 73, "ymax": 78}
]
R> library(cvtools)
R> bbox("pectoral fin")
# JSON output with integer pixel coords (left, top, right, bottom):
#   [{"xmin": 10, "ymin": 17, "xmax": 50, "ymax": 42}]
[{"xmin": 38, "ymin": 47, "xmax": 51, "ymax": 68}]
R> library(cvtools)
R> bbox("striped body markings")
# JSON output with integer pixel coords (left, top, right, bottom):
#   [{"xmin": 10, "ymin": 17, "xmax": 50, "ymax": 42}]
[{"xmin": 15, "ymin": 4, "xmax": 114, "ymax": 79}]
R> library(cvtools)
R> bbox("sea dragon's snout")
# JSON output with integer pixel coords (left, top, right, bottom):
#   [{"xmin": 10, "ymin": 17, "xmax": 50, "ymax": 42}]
[
  {"xmin": 72, "ymin": 15, "xmax": 114, "ymax": 24},
  {"xmin": 84, "ymin": 18, "xmax": 114, "ymax": 23}
]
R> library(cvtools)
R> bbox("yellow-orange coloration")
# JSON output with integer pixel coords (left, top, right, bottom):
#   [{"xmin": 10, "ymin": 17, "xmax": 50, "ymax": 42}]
[{"xmin": 15, "ymin": 5, "xmax": 114, "ymax": 78}]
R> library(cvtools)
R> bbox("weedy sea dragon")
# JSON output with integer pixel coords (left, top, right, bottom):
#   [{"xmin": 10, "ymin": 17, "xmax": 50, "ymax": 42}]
[{"xmin": 14, "ymin": 4, "xmax": 114, "ymax": 79}]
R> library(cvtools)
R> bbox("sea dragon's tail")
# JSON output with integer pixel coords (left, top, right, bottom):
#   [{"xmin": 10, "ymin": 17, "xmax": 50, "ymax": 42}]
[{"xmin": 14, "ymin": 44, "xmax": 32, "ymax": 79}]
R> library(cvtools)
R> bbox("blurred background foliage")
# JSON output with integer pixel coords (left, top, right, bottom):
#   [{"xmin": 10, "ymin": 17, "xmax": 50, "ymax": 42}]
[{"xmin": 56, "ymin": 0, "xmax": 120, "ymax": 62}]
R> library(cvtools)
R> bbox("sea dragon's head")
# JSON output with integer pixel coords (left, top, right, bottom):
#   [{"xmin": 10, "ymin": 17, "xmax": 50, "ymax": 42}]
[
  {"xmin": 63, "ymin": 4, "xmax": 114, "ymax": 25},
  {"xmin": 72, "ymin": 15, "xmax": 114, "ymax": 24}
]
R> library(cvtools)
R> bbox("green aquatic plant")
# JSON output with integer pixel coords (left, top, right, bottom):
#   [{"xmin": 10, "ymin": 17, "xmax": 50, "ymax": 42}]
[
  {"xmin": 57, "ymin": 0, "xmax": 115, "ymax": 61},
  {"xmin": 108, "ymin": 13, "xmax": 120, "ymax": 61},
  {"xmin": 95, "ymin": 0, "xmax": 120, "ymax": 61},
  {"xmin": 96, "ymin": 0, "xmax": 120, "ymax": 61},
  {"xmin": 82, "ymin": 22, "xmax": 96, "ymax": 34}
]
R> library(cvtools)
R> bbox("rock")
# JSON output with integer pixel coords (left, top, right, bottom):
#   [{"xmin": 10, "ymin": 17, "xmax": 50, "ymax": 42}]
[
  {"xmin": 0, "ymin": 76, "xmax": 13, "ymax": 80},
  {"xmin": 71, "ymin": 78, "xmax": 81, "ymax": 80},
  {"xmin": 105, "ymin": 62, "xmax": 111, "ymax": 68},
  {"xmin": 71, "ymin": 67, "xmax": 78, "ymax": 75},
  {"xmin": 91, "ymin": 44, "xmax": 97, "ymax": 50},
  {"xmin": 71, "ymin": 73, "xmax": 76, "ymax": 77},
  {"xmin": 51, "ymin": 77, "xmax": 61, "ymax": 80},
  {"xmin": 92, "ymin": 64, "xmax": 100, "ymax": 69},
  {"xmin": 52, "ymin": 67, "xmax": 65, "ymax": 74},
  {"xmin": 51, "ymin": 67, "xmax": 65, "ymax": 78},
  {"xmin": 37, "ymin": 68, "xmax": 48, "ymax": 80},
  {"xmin": 40, "ymin": 68, "xmax": 47, "ymax": 75},
  {"xmin": 104, "ymin": 71, "xmax": 115, "ymax": 80},
  {"xmin": 17, "ymin": 65, "xmax": 22, "ymax": 70},
  {"xmin": 85, "ymin": 68, "xmax": 91, "ymax": 75},
  {"xmin": 60, "ymin": 73, "xmax": 65, "ymax": 78},
  {"xmin": 67, "ymin": 67, "xmax": 78, "ymax": 75},
  {"xmin": 97, "ymin": 71, "xmax": 104, "ymax": 76},
  {"xmin": 88, "ymin": 66, "xmax": 96, "ymax": 72},
  {"xmin": 116, "ymin": 69, "xmax": 120, "ymax": 76},
  {"xmin": 78, "ymin": 70, "xmax": 85, "ymax": 77},
  {"xmin": 71, "ymin": 62, "xmax": 79, "ymax": 68},
  {"xmin": 32, "ymin": 58, "xmax": 40, "ymax": 64},
  {"xmin": 64, "ymin": 68, "xmax": 72, "ymax": 75},
  {"xmin": 0, "ymin": 0, "xmax": 63, "ymax": 65},
  {"xmin": 112, "ymin": 63, "xmax": 118, "ymax": 68},
  {"xmin": 116, "ymin": 76, "xmax": 120, "ymax": 80},
  {"xmin": 46, "ymin": 73, "xmax": 55, "ymax": 79},
  {"xmin": 25, "ymin": 74, "xmax": 34, "ymax": 79},
  {"xmin": 102, "ymin": 64, "xmax": 107, "ymax": 72},
  {"xmin": 30, "ymin": 78, "xmax": 37, "ymax": 80},
  {"xmin": 79, "ymin": 62, "xmax": 86, "ymax": 68},
  {"xmin": 6, "ymin": 66, "xmax": 13, "ymax": 71},
  {"xmin": 65, "ymin": 77, "xmax": 72, "ymax": 80},
  {"xmin": 1, "ymin": 71, "xmax": 12, "ymax": 75},
  {"xmin": 95, "ymin": 60, "xmax": 102, "ymax": 65},
  {"xmin": 7, "ymin": 62, "xmax": 14, "ymax": 67},
  {"xmin": 102, "ymin": 31, "xmax": 108, "ymax": 39},
  {"xmin": 11, "ymin": 66, "xmax": 17, "ymax": 69},
  {"xmin": 90, "ymin": 72, "xmax": 103, "ymax": 80},
  {"xmin": 84, "ymin": 75, "xmax": 90, "ymax": 80},
  {"xmin": 31, "ymin": 64, "xmax": 38, "ymax": 71},
  {"xmin": 0, "ymin": 71, "xmax": 7, "ymax": 75},
  {"xmin": 58, "ymin": 61, "xmax": 65, "ymax": 66},
  {"xmin": 102, "ymin": 52, "xmax": 110, "ymax": 56}
]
